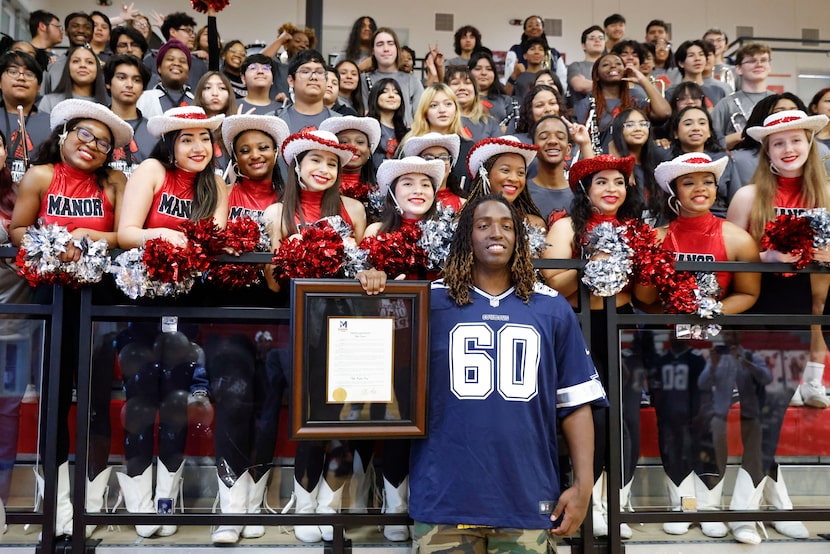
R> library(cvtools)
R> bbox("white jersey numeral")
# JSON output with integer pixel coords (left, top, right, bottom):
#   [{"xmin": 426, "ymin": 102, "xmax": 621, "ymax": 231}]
[
  {"xmin": 449, "ymin": 323, "xmax": 540, "ymax": 401},
  {"xmin": 661, "ymin": 363, "xmax": 689, "ymax": 391}
]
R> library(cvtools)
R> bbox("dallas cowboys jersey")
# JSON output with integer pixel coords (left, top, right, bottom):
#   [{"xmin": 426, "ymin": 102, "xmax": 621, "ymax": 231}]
[{"xmin": 409, "ymin": 280, "xmax": 607, "ymax": 528}]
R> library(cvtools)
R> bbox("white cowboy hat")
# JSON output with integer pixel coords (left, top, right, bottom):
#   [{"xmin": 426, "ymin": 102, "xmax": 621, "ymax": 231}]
[
  {"xmin": 746, "ymin": 109, "xmax": 829, "ymax": 142},
  {"xmin": 402, "ymin": 132, "xmax": 461, "ymax": 164},
  {"xmin": 281, "ymin": 130, "xmax": 356, "ymax": 166},
  {"xmin": 222, "ymin": 115, "xmax": 290, "ymax": 155},
  {"xmin": 50, "ymin": 99, "xmax": 134, "ymax": 149},
  {"xmin": 654, "ymin": 152, "xmax": 729, "ymax": 194},
  {"xmin": 466, "ymin": 135, "xmax": 538, "ymax": 177},
  {"xmin": 147, "ymin": 106, "xmax": 224, "ymax": 138},
  {"xmin": 376, "ymin": 156, "xmax": 446, "ymax": 195},
  {"xmin": 319, "ymin": 116, "xmax": 382, "ymax": 153}
]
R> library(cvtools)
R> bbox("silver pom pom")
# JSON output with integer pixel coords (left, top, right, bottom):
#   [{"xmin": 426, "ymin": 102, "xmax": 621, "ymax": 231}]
[
  {"xmin": 523, "ymin": 221, "xmax": 550, "ymax": 258},
  {"xmin": 317, "ymin": 215, "xmax": 353, "ymax": 239},
  {"xmin": 417, "ymin": 204, "xmax": 457, "ymax": 270},
  {"xmin": 109, "ymin": 248, "xmax": 194, "ymax": 299},
  {"xmin": 582, "ymin": 256, "xmax": 632, "ymax": 296},
  {"xmin": 342, "ymin": 242, "xmax": 369, "ymax": 278},
  {"xmin": 580, "ymin": 222, "xmax": 633, "ymax": 296},
  {"xmin": 807, "ymin": 208, "xmax": 830, "ymax": 266},
  {"xmin": 67, "ymin": 236, "xmax": 110, "ymax": 284},
  {"xmin": 19, "ymin": 223, "xmax": 74, "ymax": 278}
]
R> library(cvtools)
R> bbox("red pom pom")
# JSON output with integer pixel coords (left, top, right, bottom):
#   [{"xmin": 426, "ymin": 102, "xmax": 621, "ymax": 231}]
[
  {"xmin": 359, "ymin": 225, "xmax": 427, "ymax": 277},
  {"xmin": 339, "ymin": 176, "xmax": 373, "ymax": 203},
  {"xmin": 190, "ymin": 0, "xmax": 231, "ymax": 14},
  {"xmin": 272, "ymin": 221, "xmax": 345, "ymax": 280},
  {"xmin": 761, "ymin": 214, "xmax": 814, "ymax": 269},
  {"xmin": 223, "ymin": 216, "xmax": 260, "ymax": 252}
]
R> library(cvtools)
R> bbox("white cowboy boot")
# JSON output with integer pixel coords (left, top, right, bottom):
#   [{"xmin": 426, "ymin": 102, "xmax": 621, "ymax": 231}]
[
  {"xmin": 693, "ymin": 474, "xmax": 728, "ymax": 537},
  {"xmin": 348, "ymin": 451, "xmax": 372, "ymax": 513},
  {"xmin": 293, "ymin": 477, "xmax": 322, "ymax": 543},
  {"xmin": 591, "ymin": 472, "xmax": 608, "ymax": 537},
  {"xmin": 154, "ymin": 460, "xmax": 184, "ymax": 537},
  {"xmin": 317, "ymin": 479, "xmax": 345, "ymax": 541},
  {"xmin": 662, "ymin": 472, "xmax": 694, "ymax": 535},
  {"xmin": 241, "ymin": 470, "xmax": 269, "ymax": 538},
  {"xmin": 382, "ymin": 476, "xmax": 409, "ymax": 541},
  {"xmin": 115, "ymin": 466, "xmax": 159, "ymax": 538},
  {"xmin": 619, "ymin": 479, "xmax": 633, "ymax": 539},
  {"xmin": 211, "ymin": 471, "xmax": 250, "ymax": 545},
  {"xmin": 728, "ymin": 468, "xmax": 766, "ymax": 545},
  {"xmin": 85, "ymin": 467, "xmax": 112, "ymax": 538},
  {"xmin": 55, "ymin": 462, "xmax": 73, "ymax": 536},
  {"xmin": 763, "ymin": 466, "xmax": 809, "ymax": 538}
]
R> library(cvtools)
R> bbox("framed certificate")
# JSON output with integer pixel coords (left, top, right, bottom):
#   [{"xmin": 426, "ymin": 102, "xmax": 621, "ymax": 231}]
[{"xmin": 290, "ymin": 279, "xmax": 430, "ymax": 439}]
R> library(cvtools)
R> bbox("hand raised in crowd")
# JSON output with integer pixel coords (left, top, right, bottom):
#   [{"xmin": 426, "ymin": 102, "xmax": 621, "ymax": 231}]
[
  {"xmin": 119, "ymin": 3, "xmax": 139, "ymax": 22},
  {"xmin": 148, "ymin": 10, "xmax": 165, "ymax": 29}
]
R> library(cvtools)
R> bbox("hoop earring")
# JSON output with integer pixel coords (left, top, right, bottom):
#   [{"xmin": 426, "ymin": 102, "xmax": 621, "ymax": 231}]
[{"xmin": 769, "ymin": 161, "xmax": 781, "ymax": 176}]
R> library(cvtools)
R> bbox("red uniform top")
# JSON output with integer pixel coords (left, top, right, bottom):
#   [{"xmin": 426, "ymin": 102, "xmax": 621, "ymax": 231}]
[
  {"xmin": 294, "ymin": 189, "xmax": 353, "ymax": 228},
  {"xmin": 228, "ymin": 178, "xmax": 277, "ymax": 220},
  {"xmin": 773, "ymin": 176, "xmax": 806, "ymax": 216},
  {"xmin": 144, "ymin": 169, "xmax": 197, "ymax": 230},
  {"xmin": 37, "ymin": 163, "xmax": 114, "ymax": 232},
  {"xmin": 664, "ymin": 212, "xmax": 731, "ymax": 295},
  {"xmin": 436, "ymin": 188, "xmax": 463, "ymax": 212}
]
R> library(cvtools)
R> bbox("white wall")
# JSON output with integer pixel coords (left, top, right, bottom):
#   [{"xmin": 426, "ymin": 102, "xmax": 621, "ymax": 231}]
[{"xmin": 32, "ymin": 0, "xmax": 830, "ymax": 100}]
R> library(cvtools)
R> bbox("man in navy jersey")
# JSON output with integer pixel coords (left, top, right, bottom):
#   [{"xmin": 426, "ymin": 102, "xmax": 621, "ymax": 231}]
[{"xmin": 410, "ymin": 194, "xmax": 607, "ymax": 552}]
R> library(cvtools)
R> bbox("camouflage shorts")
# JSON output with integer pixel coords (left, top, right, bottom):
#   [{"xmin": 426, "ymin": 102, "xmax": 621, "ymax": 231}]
[{"xmin": 412, "ymin": 522, "xmax": 556, "ymax": 554}]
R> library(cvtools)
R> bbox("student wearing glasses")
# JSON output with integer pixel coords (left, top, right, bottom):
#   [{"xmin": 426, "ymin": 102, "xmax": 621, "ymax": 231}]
[
  {"xmin": 10, "ymin": 99, "xmax": 133, "ymax": 538},
  {"xmin": 0, "ymin": 51, "xmax": 51, "ymax": 182},
  {"xmin": 238, "ymin": 54, "xmax": 281, "ymax": 115},
  {"xmin": 710, "ymin": 42, "xmax": 774, "ymax": 149},
  {"xmin": 277, "ymin": 49, "xmax": 343, "ymax": 133}
]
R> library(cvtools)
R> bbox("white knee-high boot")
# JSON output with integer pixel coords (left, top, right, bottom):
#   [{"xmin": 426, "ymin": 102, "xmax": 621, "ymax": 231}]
[
  {"xmin": 728, "ymin": 468, "xmax": 766, "ymax": 545},
  {"xmin": 693, "ymin": 474, "xmax": 728, "ymax": 537},
  {"xmin": 56, "ymin": 462, "xmax": 73, "ymax": 536},
  {"xmin": 211, "ymin": 471, "xmax": 251, "ymax": 545},
  {"xmin": 382, "ymin": 476, "xmax": 409, "ymax": 541},
  {"xmin": 85, "ymin": 467, "xmax": 112, "ymax": 538},
  {"xmin": 763, "ymin": 466, "xmax": 809, "ymax": 539},
  {"xmin": 242, "ymin": 470, "xmax": 269, "ymax": 538},
  {"xmin": 154, "ymin": 460, "xmax": 184, "ymax": 537},
  {"xmin": 349, "ymin": 451, "xmax": 373, "ymax": 513},
  {"xmin": 293, "ymin": 477, "xmax": 322, "ymax": 543},
  {"xmin": 316, "ymin": 479, "xmax": 344, "ymax": 541},
  {"xmin": 619, "ymin": 479, "xmax": 633, "ymax": 539},
  {"xmin": 115, "ymin": 466, "xmax": 159, "ymax": 538},
  {"xmin": 592, "ymin": 472, "xmax": 608, "ymax": 537},
  {"xmin": 662, "ymin": 472, "xmax": 694, "ymax": 535}
]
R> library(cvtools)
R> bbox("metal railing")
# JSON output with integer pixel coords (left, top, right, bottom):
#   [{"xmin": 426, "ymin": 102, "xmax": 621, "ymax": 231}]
[{"xmin": 5, "ymin": 248, "xmax": 830, "ymax": 553}]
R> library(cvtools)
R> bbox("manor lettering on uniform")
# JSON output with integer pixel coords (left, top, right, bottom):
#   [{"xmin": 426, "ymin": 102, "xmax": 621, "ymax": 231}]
[
  {"xmin": 775, "ymin": 207, "xmax": 807, "ymax": 216},
  {"xmin": 675, "ymin": 252, "xmax": 715, "ymax": 262},
  {"xmin": 229, "ymin": 206, "xmax": 264, "ymax": 220},
  {"xmin": 158, "ymin": 193, "xmax": 191, "ymax": 219},
  {"xmin": 47, "ymin": 194, "xmax": 104, "ymax": 218}
]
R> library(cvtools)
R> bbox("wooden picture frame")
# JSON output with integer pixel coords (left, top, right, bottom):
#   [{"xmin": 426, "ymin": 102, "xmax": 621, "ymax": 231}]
[{"xmin": 290, "ymin": 279, "xmax": 430, "ymax": 439}]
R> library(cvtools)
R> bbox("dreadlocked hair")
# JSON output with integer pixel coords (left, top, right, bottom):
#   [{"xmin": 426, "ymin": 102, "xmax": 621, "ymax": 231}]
[
  {"xmin": 445, "ymin": 194, "xmax": 536, "ymax": 306},
  {"xmin": 465, "ymin": 154, "xmax": 544, "ymax": 222}
]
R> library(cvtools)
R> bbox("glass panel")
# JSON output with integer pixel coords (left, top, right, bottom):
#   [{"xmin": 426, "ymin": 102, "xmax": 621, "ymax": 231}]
[
  {"xmin": 0, "ymin": 318, "xmax": 44, "ymax": 515},
  {"xmin": 86, "ymin": 320, "xmax": 291, "ymax": 530},
  {"xmin": 623, "ymin": 327, "xmax": 830, "ymax": 522}
]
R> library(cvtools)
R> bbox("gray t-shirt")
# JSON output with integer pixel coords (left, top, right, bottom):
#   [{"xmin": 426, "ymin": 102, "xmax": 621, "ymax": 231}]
[
  {"xmin": 527, "ymin": 180, "xmax": 574, "ymax": 223},
  {"xmin": 567, "ymin": 60, "xmax": 594, "ymax": 106},
  {"xmin": 711, "ymin": 90, "xmax": 773, "ymax": 140}
]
